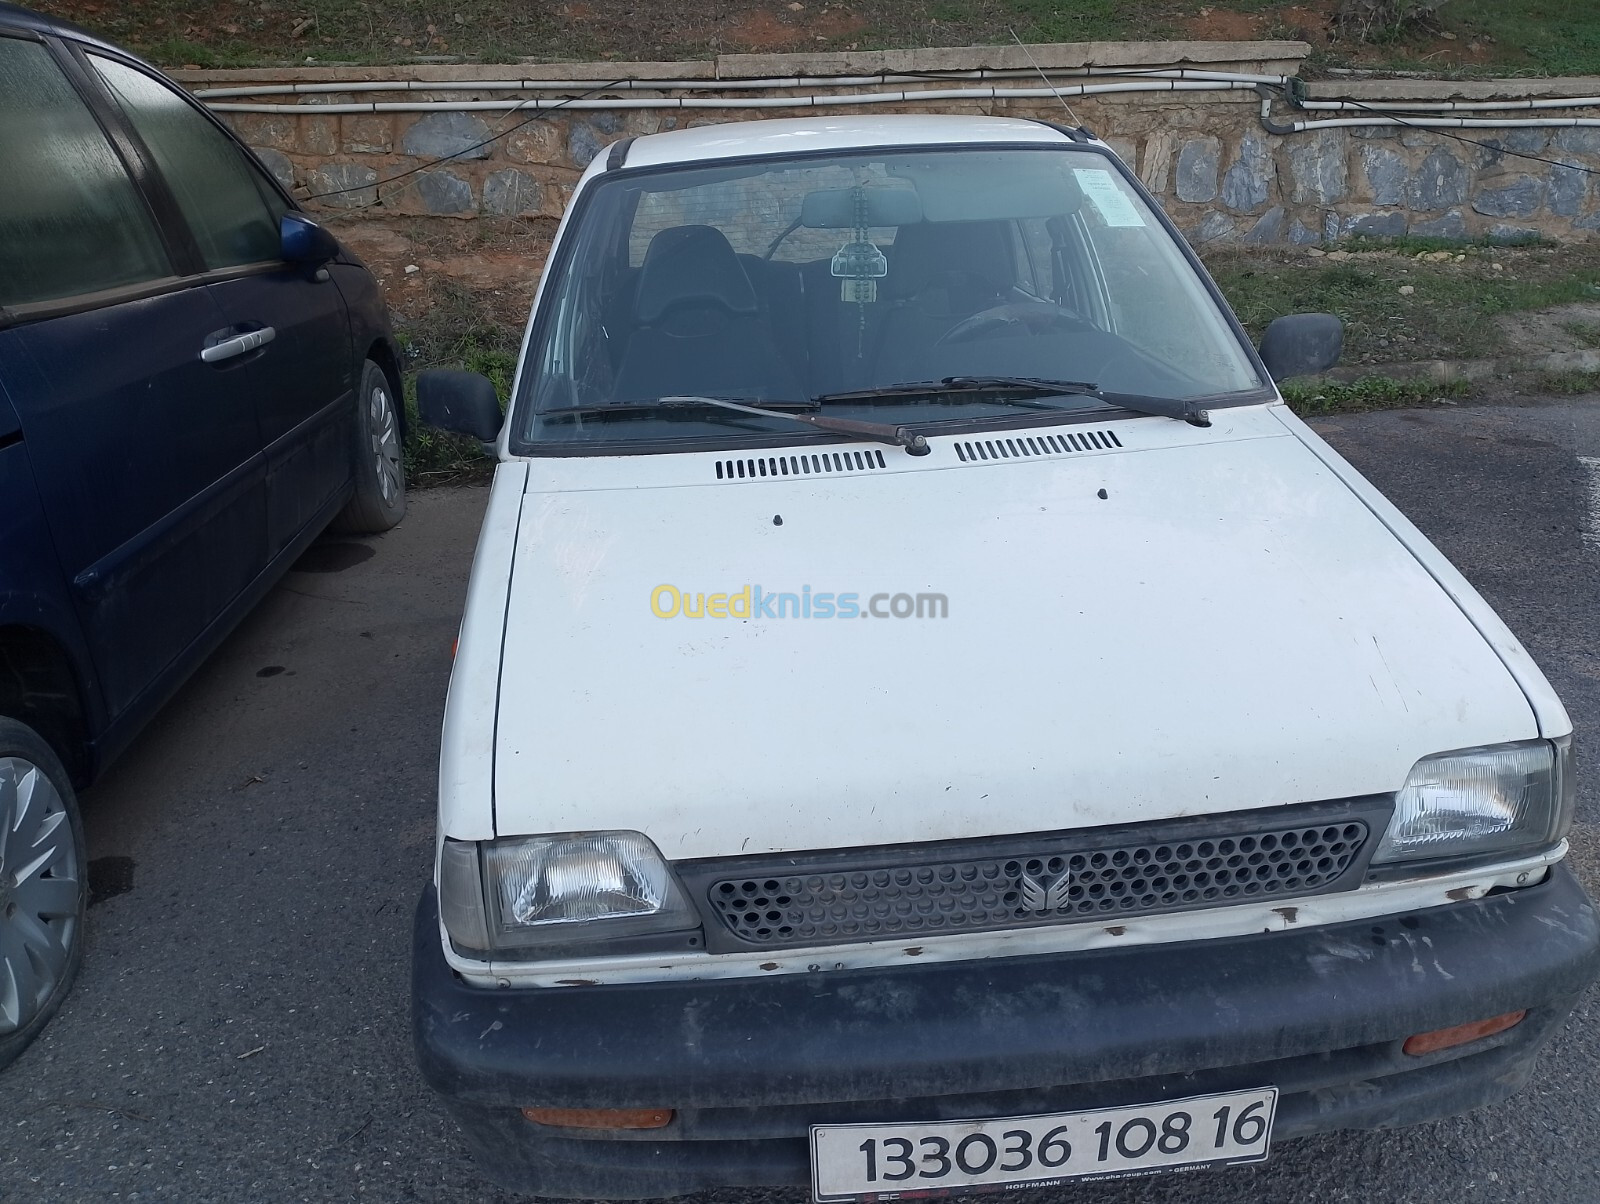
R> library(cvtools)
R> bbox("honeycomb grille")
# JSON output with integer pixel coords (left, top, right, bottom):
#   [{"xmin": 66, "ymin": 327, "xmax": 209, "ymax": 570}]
[{"xmin": 697, "ymin": 815, "xmax": 1375, "ymax": 950}]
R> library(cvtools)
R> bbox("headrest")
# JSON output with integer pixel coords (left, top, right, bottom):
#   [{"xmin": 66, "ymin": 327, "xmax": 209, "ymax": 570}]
[
  {"xmin": 634, "ymin": 225, "xmax": 758, "ymax": 324},
  {"xmin": 883, "ymin": 220, "xmax": 1012, "ymax": 299}
]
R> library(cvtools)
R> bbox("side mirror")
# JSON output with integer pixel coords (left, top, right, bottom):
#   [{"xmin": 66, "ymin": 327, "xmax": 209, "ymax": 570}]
[
  {"xmin": 280, "ymin": 213, "xmax": 340, "ymax": 267},
  {"xmin": 1259, "ymin": 313, "xmax": 1344, "ymax": 382},
  {"xmin": 418, "ymin": 369, "xmax": 503, "ymax": 441}
]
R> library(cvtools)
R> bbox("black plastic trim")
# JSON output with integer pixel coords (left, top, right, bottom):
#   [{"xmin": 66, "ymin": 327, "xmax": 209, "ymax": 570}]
[
  {"xmin": 679, "ymin": 796, "xmax": 1391, "ymax": 952},
  {"xmin": 1028, "ymin": 117, "xmax": 1098, "ymax": 142},
  {"xmin": 413, "ymin": 863, "xmax": 1599, "ymax": 1114},
  {"xmin": 606, "ymin": 136, "xmax": 637, "ymax": 170}
]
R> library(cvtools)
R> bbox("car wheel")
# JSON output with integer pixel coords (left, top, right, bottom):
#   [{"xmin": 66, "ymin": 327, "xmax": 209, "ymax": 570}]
[
  {"xmin": 331, "ymin": 359, "xmax": 407, "ymax": 535},
  {"xmin": 0, "ymin": 718, "xmax": 86, "ymax": 1073}
]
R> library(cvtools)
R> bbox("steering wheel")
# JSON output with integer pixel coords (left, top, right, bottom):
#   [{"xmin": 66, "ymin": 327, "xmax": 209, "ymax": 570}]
[{"xmin": 936, "ymin": 301, "xmax": 1096, "ymax": 346}]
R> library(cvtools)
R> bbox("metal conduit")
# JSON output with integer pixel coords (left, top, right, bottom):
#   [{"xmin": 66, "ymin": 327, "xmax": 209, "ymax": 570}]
[
  {"xmin": 205, "ymin": 78, "xmax": 1263, "ymax": 115},
  {"xmin": 192, "ymin": 66, "xmax": 1287, "ymax": 100},
  {"xmin": 1259, "ymin": 95, "xmax": 1600, "ymax": 134}
]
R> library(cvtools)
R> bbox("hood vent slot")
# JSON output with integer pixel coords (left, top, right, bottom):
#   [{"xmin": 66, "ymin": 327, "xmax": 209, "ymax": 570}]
[
  {"xmin": 716, "ymin": 449, "xmax": 887, "ymax": 482},
  {"xmin": 954, "ymin": 429, "xmax": 1122, "ymax": 463}
]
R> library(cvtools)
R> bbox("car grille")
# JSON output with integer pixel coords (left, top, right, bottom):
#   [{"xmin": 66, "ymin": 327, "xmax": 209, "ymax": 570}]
[{"xmin": 679, "ymin": 799, "xmax": 1389, "ymax": 952}]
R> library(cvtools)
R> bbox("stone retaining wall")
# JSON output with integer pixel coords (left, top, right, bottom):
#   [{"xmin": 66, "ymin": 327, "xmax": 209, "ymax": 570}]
[{"xmin": 175, "ymin": 41, "xmax": 1600, "ymax": 245}]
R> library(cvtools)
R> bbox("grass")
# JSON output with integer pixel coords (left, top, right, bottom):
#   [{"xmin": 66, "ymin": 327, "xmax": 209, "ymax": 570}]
[
  {"xmin": 1280, "ymin": 375, "xmax": 1470, "ymax": 416},
  {"xmin": 1535, "ymin": 368, "xmax": 1600, "ymax": 394},
  {"xmin": 395, "ymin": 279, "xmax": 518, "ymax": 482},
  {"xmin": 1562, "ymin": 321, "xmax": 1600, "ymax": 349},
  {"xmin": 1442, "ymin": 0, "xmax": 1600, "ymax": 77},
  {"xmin": 1206, "ymin": 241, "xmax": 1600, "ymax": 367},
  {"xmin": 27, "ymin": 0, "xmax": 1600, "ymax": 74}
]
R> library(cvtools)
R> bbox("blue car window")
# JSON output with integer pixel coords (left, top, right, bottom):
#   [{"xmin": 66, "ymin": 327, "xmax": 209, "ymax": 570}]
[
  {"xmin": 0, "ymin": 36, "xmax": 171, "ymax": 308},
  {"xmin": 90, "ymin": 54, "xmax": 286, "ymax": 272}
]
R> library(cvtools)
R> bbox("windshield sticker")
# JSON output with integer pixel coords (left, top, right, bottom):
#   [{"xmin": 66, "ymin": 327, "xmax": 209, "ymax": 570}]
[
  {"xmin": 1072, "ymin": 168, "xmax": 1146, "ymax": 228},
  {"xmin": 651, "ymin": 585, "xmax": 947, "ymax": 620}
]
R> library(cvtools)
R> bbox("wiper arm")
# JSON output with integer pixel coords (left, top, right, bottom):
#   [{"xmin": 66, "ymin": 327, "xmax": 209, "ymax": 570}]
[
  {"xmin": 652, "ymin": 395, "xmax": 928, "ymax": 454},
  {"xmin": 540, "ymin": 396, "xmax": 928, "ymax": 454},
  {"xmin": 948, "ymin": 377, "xmax": 1212, "ymax": 426},
  {"xmin": 815, "ymin": 376, "xmax": 1212, "ymax": 428}
]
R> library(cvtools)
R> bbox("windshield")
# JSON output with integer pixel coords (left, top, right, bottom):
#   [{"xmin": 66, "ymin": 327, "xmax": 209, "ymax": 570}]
[{"xmin": 514, "ymin": 144, "xmax": 1264, "ymax": 451}]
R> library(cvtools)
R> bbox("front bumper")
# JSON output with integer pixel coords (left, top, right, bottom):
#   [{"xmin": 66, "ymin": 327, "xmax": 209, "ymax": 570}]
[{"xmin": 413, "ymin": 866, "xmax": 1600, "ymax": 1199}]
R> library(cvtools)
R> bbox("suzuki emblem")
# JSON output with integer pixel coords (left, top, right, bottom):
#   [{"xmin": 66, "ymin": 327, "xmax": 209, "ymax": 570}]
[{"xmin": 1019, "ymin": 870, "xmax": 1072, "ymax": 912}]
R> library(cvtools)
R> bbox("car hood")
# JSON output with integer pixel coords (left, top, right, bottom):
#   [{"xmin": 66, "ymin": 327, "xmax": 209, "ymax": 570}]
[{"xmin": 489, "ymin": 407, "xmax": 1536, "ymax": 858}]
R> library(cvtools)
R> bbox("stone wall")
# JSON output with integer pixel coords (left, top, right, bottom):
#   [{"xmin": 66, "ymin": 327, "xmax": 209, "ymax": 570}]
[{"xmin": 175, "ymin": 42, "xmax": 1600, "ymax": 246}]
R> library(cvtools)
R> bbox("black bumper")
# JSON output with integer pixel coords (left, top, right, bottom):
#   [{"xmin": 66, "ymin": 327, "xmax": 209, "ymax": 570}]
[{"xmin": 413, "ymin": 867, "xmax": 1600, "ymax": 1199}]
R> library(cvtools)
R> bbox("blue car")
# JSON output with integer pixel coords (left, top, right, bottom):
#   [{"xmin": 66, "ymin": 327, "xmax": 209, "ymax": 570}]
[{"xmin": 0, "ymin": 2, "xmax": 405, "ymax": 1066}]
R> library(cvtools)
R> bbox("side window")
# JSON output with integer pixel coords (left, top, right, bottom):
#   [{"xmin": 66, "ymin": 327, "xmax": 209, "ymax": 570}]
[
  {"xmin": 90, "ymin": 54, "xmax": 287, "ymax": 271},
  {"xmin": 0, "ymin": 36, "xmax": 171, "ymax": 308}
]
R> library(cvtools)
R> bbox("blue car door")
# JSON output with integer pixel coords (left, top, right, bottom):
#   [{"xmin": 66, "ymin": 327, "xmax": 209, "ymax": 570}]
[
  {"xmin": 0, "ymin": 31, "xmax": 266, "ymax": 720},
  {"xmin": 85, "ymin": 52, "xmax": 356, "ymax": 561}
]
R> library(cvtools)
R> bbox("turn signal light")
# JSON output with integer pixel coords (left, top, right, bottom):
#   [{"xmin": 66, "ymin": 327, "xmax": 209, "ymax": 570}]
[
  {"xmin": 1403, "ymin": 1010, "xmax": 1527, "ymax": 1056},
  {"xmin": 521, "ymin": 1107, "xmax": 674, "ymax": 1130}
]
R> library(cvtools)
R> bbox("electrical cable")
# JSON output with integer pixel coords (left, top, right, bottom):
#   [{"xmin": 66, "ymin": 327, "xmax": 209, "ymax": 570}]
[
  {"xmin": 1265, "ymin": 86, "xmax": 1600, "ymax": 181},
  {"xmin": 1337, "ymin": 94, "xmax": 1600, "ymax": 180},
  {"xmin": 298, "ymin": 79, "xmax": 623, "ymax": 206}
]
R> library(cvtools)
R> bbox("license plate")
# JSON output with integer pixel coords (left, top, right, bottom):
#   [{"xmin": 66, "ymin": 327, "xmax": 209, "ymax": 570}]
[{"xmin": 810, "ymin": 1087, "xmax": 1277, "ymax": 1201}]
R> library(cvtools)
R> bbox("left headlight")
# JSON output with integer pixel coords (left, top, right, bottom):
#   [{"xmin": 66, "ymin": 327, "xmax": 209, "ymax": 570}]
[
  {"xmin": 438, "ymin": 831, "xmax": 700, "ymax": 954},
  {"xmin": 1371, "ymin": 737, "xmax": 1574, "ymax": 866}
]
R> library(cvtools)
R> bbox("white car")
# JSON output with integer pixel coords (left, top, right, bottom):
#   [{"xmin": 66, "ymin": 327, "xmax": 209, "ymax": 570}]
[{"xmin": 411, "ymin": 115, "xmax": 1599, "ymax": 1200}]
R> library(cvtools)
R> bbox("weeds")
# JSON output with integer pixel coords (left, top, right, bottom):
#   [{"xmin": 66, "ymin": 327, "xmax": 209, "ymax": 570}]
[
  {"xmin": 1280, "ymin": 375, "xmax": 1470, "ymax": 416},
  {"xmin": 34, "ymin": 0, "xmax": 1600, "ymax": 76},
  {"xmin": 1561, "ymin": 322, "xmax": 1600, "ymax": 350},
  {"xmin": 397, "ymin": 279, "xmax": 520, "ymax": 483},
  {"xmin": 1335, "ymin": 0, "xmax": 1452, "ymax": 45},
  {"xmin": 1534, "ymin": 369, "xmax": 1600, "ymax": 395},
  {"xmin": 1207, "ymin": 242, "xmax": 1600, "ymax": 365}
]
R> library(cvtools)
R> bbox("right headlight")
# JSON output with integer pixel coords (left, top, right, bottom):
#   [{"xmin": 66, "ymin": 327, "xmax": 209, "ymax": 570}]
[
  {"xmin": 438, "ymin": 830, "xmax": 701, "ymax": 956},
  {"xmin": 1371, "ymin": 737, "xmax": 1574, "ymax": 866}
]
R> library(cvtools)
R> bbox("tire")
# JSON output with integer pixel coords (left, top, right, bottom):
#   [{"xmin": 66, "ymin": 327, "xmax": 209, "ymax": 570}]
[
  {"xmin": 331, "ymin": 359, "xmax": 407, "ymax": 535},
  {"xmin": 0, "ymin": 718, "xmax": 87, "ymax": 1073}
]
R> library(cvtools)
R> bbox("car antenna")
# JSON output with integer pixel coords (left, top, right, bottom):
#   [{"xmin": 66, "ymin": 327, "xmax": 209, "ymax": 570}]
[{"xmin": 1009, "ymin": 28, "xmax": 1082, "ymax": 129}]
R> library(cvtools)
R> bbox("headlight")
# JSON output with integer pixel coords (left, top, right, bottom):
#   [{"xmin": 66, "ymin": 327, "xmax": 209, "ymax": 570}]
[
  {"xmin": 438, "ymin": 831, "xmax": 700, "ymax": 954},
  {"xmin": 1372, "ymin": 737, "xmax": 1574, "ymax": 866}
]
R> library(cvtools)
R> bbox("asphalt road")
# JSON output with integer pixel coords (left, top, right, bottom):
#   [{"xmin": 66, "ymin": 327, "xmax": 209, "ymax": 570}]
[{"xmin": 3, "ymin": 398, "xmax": 1599, "ymax": 1204}]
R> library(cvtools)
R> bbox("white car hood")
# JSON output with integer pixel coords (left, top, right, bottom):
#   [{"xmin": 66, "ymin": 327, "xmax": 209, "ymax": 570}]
[{"xmin": 487, "ymin": 406, "xmax": 1536, "ymax": 858}]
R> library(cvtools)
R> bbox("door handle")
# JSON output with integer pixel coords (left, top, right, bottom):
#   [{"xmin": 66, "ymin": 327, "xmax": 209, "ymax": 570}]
[{"xmin": 200, "ymin": 326, "xmax": 276, "ymax": 363}]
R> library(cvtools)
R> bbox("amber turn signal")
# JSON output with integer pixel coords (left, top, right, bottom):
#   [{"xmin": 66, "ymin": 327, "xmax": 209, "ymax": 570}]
[
  {"xmin": 1403, "ymin": 1010, "xmax": 1527, "ymax": 1057},
  {"xmin": 521, "ymin": 1107, "xmax": 674, "ymax": 1130}
]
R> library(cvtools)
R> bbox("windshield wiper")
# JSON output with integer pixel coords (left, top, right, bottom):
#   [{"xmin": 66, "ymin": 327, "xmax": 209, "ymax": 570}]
[
  {"xmin": 814, "ymin": 376, "xmax": 1212, "ymax": 428},
  {"xmin": 542, "ymin": 396, "xmax": 930, "ymax": 454}
]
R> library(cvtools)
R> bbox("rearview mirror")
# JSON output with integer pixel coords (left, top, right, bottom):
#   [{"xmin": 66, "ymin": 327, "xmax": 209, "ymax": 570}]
[
  {"xmin": 1259, "ymin": 313, "xmax": 1344, "ymax": 382},
  {"xmin": 418, "ymin": 369, "xmax": 503, "ymax": 441},
  {"xmin": 280, "ymin": 213, "xmax": 340, "ymax": 267},
  {"xmin": 801, "ymin": 186, "xmax": 923, "ymax": 229}
]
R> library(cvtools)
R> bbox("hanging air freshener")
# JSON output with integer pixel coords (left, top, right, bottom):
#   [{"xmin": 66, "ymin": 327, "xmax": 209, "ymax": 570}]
[{"xmin": 830, "ymin": 185, "xmax": 887, "ymax": 356}]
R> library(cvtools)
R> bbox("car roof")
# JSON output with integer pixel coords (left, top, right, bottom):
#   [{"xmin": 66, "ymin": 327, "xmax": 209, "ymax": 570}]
[
  {"xmin": 621, "ymin": 114, "xmax": 1084, "ymax": 169},
  {"xmin": 0, "ymin": 2, "xmax": 127, "ymax": 53}
]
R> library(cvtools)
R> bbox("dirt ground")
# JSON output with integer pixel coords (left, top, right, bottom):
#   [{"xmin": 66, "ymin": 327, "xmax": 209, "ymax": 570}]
[{"xmin": 330, "ymin": 216, "xmax": 550, "ymax": 337}]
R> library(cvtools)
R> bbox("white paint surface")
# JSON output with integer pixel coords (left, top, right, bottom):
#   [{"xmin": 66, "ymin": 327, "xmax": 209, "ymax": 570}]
[{"xmin": 470, "ymin": 405, "xmax": 1535, "ymax": 858}]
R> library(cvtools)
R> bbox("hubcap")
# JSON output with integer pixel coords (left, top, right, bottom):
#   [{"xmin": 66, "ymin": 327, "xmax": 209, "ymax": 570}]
[
  {"xmin": 368, "ymin": 382, "xmax": 403, "ymax": 504},
  {"xmin": 0, "ymin": 758, "xmax": 78, "ymax": 1036}
]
